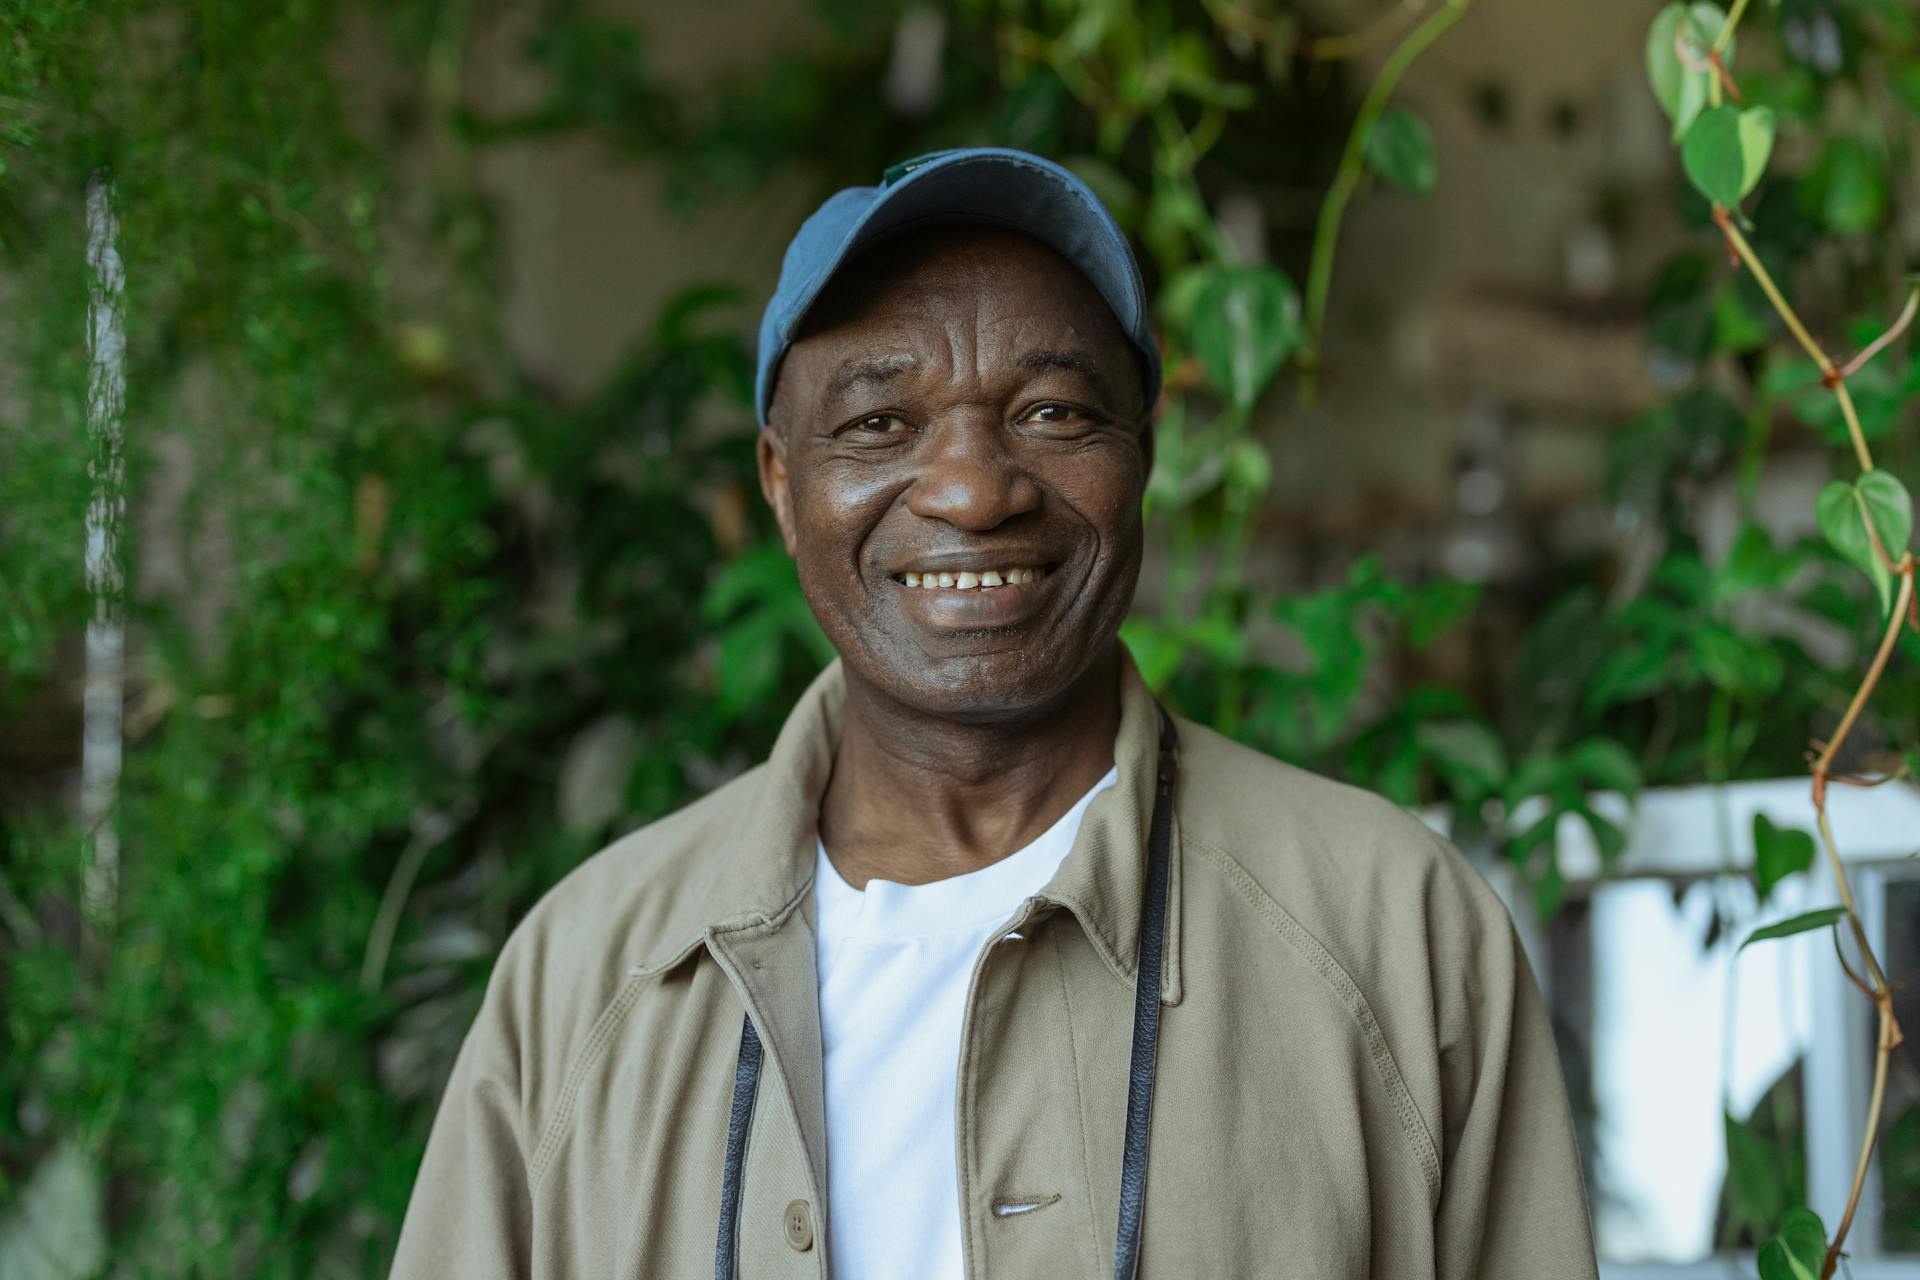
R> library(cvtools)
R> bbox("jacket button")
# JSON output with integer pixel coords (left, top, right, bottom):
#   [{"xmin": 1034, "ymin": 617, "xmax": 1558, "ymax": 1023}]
[{"xmin": 783, "ymin": 1199, "xmax": 814, "ymax": 1251}]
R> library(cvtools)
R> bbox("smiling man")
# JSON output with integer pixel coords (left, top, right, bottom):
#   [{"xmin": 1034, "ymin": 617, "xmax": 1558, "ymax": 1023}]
[{"xmin": 392, "ymin": 148, "xmax": 1600, "ymax": 1279}]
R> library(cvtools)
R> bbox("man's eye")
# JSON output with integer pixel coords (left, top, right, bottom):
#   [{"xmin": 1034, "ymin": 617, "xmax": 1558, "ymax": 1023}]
[
  {"xmin": 847, "ymin": 414, "xmax": 908, "ymax": 436},
  {"xmin": 1025, "ymin": 404, "xmax": 1087, "ymax": 427}
]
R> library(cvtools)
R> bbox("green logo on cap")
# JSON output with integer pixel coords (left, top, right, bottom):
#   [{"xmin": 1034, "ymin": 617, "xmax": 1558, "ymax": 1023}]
[{"xmin": 880, "ymin": 153, "xmax": 941, "ymax": 187}]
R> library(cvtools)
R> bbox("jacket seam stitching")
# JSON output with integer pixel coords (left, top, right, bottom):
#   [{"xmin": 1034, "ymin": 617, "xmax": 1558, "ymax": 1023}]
[
  {"xmin": 526, "ymin": 975, "xmax": 649, "ymax": 1192},
  {"xmin": 1189, "ymin": 835, "xmax": 1444, "ymax": 1197},
  {"xmin": 1050, "ymin": 927, "xmax": 1112, "ymax": 1275},
  {"xmin": 957, "ymin": 946, "xmax": 985, "ymax": 1274}
]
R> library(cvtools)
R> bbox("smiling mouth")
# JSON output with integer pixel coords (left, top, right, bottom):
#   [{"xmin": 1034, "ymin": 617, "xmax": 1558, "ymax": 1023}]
[{"xmin": 893, "ymin": 565, "xmax": 1054, "ymax": 591}]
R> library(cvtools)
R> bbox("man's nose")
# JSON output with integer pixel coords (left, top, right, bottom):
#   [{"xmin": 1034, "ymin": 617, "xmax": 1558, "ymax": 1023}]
[{"xmin": 903, "ymin": 419, "xmax": 1042, "ymax": 531}]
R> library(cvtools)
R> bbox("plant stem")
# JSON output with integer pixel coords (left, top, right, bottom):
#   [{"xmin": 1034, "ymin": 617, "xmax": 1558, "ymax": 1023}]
[
  {"xmin": 1712, "ymin": 0, "xmax": 1750, "ymax": 55},
  {"xmin": 1838, "ymin": 285, "xmax": 1919, "ymax": 380},
  {"xmin": 1308, "ymin": 0, "xmax": 1426, "ymax": 61},
  {"xmin": 1717, "ymin": 211, "xmax": 1877, "ymax": 473},
  {"xmin": 1810, "ymin": 566, "xmax": 1912, "ymax": 826},
  {"xmin": 1821, "ymin": 990, "xmax": 1899, "ymax": 1279},
  {"xmin": 361, "ymin": 836, "xmax": 434, "ymax": 993},
  {"xmin": 1300, "ymin": 0, "xmax": 1468, "ymax": 402},
  {"xmin": 1806, "ymin": 566, "xmax": 1912, "ymax": 1276}
]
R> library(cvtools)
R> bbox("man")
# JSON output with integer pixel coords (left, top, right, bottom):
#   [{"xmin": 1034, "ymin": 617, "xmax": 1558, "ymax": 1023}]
[{"xmin": 392, "ymin": 147, "xmax": 1599, "ymax": 1279}]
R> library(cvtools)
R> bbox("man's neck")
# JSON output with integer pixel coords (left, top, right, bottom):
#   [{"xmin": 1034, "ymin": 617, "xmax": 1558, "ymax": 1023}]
[{"xmin": 818, "ymin": 645, "xmax": 1123, "ymax": 889}]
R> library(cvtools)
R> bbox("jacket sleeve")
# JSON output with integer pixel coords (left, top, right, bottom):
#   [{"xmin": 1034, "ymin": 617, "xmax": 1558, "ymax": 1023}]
[
  {"xmin": 1429, "ymin": 845, "xmax": 1600, "ymax": 1280},
  {"xmin": 390, "ymin": 947, "xmax": 535, "ymax": 1279}
]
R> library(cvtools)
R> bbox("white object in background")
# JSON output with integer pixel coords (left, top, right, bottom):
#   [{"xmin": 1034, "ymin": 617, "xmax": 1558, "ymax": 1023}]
[{"xmin": 81, "ymin": 171, "xmax": 127, "ymax": 929}]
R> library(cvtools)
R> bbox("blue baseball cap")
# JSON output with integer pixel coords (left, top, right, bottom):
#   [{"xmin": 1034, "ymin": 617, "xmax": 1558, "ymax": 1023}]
[{"xmin": 754, "ymin": 146, "xmax": 1161, "ymax": 427}]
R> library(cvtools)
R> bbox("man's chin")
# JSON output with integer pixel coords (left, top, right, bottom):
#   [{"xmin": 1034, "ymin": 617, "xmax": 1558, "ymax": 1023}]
[{"xmin": 845, "ymin": 640, "xmax": 1116, "ymax": 727}]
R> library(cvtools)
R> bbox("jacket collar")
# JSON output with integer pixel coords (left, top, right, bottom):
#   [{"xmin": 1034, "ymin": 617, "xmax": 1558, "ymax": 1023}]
[{"xmin": 634, "ymin": 644, "xmax": 1183, "ymax": 1005}]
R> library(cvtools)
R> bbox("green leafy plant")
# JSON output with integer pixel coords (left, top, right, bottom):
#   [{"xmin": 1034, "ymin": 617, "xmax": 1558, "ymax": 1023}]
[{"xmin": 1646, "ymin": 0, "xmax": 1918, "ymax": 1269}]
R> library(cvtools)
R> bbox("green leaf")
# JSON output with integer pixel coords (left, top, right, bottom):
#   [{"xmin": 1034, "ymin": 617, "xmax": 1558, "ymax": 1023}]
[
  {"xmin": 1860, "ymin": 470, "xmax": 1916, "ymax": 558},
  {"xmin": 1816, "ymin": 473, "xmax": 1912, "ymax": 614},
  {"xmin": 1778, "ymin": 1207, "xmax": 1828, "ymax": 1277},
  {"xmin": 1804, "ymin": 136, "xmax": 1888, "ymax": 234},
  {"xmin": 1188, "ymin": 265, "xmax": 1302, "ymax": 411},
  {"xmin": 1416, "ymin": 719, "xmax": 1508, "ymax": 798},
  {"xmin": 1757, "ymin": 1239, "xmax": 1816, "ymax": 1280},
  {"xmin": 1741, "ymin": 64, "xmax": 1822, "ymax": 123},
  {"xmin": 1365, "ymin": 107, "xmax": 1437, "ymax": 194},
  {"xmin": 1119, "ymin": 617, "xmax": 1185, "ymax": 691},
  {"xmin": 1738, "ymin": 906, "xmax": 1847, "ymax": 952},
  {"xmin": 1712, "ymin": 285, "xmax": 1771, "ymax": 353},
  {"xmin": 1570, "ymin": 738, "xmax": 1642, "ymax": 796},
  {"xmin": 1648, "ymin": 4, "xmax": 1733, "ymax": 141},
  {"xmin": 1224, "ymin": 437, "xmax": 1272, "ymax": 497},
  {"xmin": 1726, "ymin": 1112, "xmax": 1791, "ymax": 1240},
  {"xmin": 1672, "ymin": 98, "xmax": 1770, "ymax": 218},
  {"xmin": 1737, "ymin": 106, "xmax": 1776, "ymax": 195},
  {"xmin": 1506, "ymin": 808, "xmax": 1559, "ymax": 867},
  {"xmin": 1718, "ymin": 521, "xmax": 1789, "ymax": 597},
  {"xmin": 1587, "ymin": 640, "xmax": 1677, "ymax": 710},
  {"xmin": 1535, "ymin": 853, "xmax": 1566, "ymax": 919},
  {"xmin": 1893, "ymin": 60, "xmax": 1920, "ymax": 116},
  {"xmin": 1403, "ymin": 577, "xmax": 1480, "ymax": 648},
  {"xmin": 1693, "ymin": 624, "xmax": 1784, "ymax": 697},
  {"xmin": 1503, "ymin": 753, "xmax": 1569, "ymax": 807},
  {"xmin": 1580, "ymin": 807, "xmax": 1628, "ymax": 864},
  {"xmin": 1753, "ymin": 813, "xmax": 1816, "ymax": 901}
]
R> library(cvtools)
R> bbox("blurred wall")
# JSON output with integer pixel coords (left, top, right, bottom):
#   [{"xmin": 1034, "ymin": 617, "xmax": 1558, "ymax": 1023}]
[{"xmin": 451, "ymin": 0, "xmax": 1689, "ymax": 580}]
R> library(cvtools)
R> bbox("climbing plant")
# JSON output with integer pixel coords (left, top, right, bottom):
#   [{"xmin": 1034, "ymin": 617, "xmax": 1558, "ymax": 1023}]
[{"xmin": 1641, "ymin": 0, "xmax": 1917, "ymax": 1271}]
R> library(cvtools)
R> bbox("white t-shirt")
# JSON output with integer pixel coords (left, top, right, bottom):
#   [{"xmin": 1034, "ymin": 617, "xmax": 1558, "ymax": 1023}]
[{"xmin": 811, "ymin": 766, "xmax": 1119, "ymax": 1280}]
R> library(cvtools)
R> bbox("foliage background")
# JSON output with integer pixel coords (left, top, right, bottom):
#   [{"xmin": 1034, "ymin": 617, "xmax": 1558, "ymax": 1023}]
[{"xmin": 1, "ymin": 0, "xmax": 1917, "ymax": 1272}]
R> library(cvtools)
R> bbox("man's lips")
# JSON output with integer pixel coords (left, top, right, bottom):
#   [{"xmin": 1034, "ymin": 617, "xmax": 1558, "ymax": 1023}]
[{"xmin": 883, "ymin": 558, "xmax": 1062, "ymax": 628}]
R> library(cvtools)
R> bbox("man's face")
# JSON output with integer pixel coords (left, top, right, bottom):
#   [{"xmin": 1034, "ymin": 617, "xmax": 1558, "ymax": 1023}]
[{"xmin": 759, "ymin": 225, "xmax": 1152, "ymax": 722}]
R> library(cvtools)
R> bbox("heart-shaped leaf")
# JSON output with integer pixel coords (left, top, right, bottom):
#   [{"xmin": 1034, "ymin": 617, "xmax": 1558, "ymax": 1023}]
[
  {"xmin": 1757, "ymin": 1208, "xmax": 1827, "ymax": 1279},
  {"xmin": 1739, "ymin": 905, "xmax": 1846, "ymax": 952},
  {"xmin": 1752, "ymin": 813, "xmax": 1815, "ymax": 901},
  {"xmin": 1816, "ymin": 472, "xmax": 1912, "ymax": 614},
  {"xmin": 1366, "ymin": 107, "xmax": 1437, "ymax": 194},
  {"xmin": 1188, "ymin": 265, "xmax": 1302, "ymax": 412},
  {"xmin": 1674, "ymin": 100, "xmax": 1771, "ymax": 212}
]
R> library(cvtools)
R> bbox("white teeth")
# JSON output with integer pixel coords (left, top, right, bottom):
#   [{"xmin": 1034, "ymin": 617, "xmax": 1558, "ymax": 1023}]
[{"xmin": 900, "ymin": 566, "xmax": 1048, "ymax": 589}]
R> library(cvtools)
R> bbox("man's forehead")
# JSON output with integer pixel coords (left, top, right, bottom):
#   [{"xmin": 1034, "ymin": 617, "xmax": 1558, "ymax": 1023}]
[
  {"xmin": 800, "ymin": 224, "xmax": 1117, "ymax": 335},
  {"xmin": 813, "ymin": 345, "xmax": 1119, "ymax": 405}
]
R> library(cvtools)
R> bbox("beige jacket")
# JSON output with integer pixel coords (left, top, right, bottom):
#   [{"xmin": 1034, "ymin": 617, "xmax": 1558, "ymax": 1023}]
[{"xmin": 392, "ymin": 651, "xmax": 1599, "ymax": 1278}]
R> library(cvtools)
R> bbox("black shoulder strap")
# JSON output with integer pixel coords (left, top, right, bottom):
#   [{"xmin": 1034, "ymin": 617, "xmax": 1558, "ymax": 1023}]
[
  {"xmin": 1114, "ymin": 704, "xmax": 1178, "ymax": 1280},
  {"xmin": 714, "ymin": 1014, "xmax": 762, "ymax": 1280}
]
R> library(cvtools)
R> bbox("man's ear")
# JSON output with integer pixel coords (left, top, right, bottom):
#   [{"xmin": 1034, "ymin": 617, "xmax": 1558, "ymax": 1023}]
[
  {"xmin": 1138, "ymin": 415, "xmax": 1155, "ymax": 489},
  {"xmin": 756, "ymin": 425, "xmax": 799, "ymax": 558}
]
